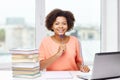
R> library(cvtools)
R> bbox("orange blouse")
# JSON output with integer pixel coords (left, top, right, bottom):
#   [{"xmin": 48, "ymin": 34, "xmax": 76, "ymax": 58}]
[{"xmin": 38, "ymin": 36, "xmax": 83, "ymax": 71}]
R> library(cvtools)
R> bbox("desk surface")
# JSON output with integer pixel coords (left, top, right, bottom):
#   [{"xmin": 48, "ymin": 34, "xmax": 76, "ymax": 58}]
[
  {"xmin": 0, "ymin": 70, "xmax": 120, "ymax": 80},
  {"xmin": 0, "ymin": 70, "xmax": 87, "ymax": 80}
]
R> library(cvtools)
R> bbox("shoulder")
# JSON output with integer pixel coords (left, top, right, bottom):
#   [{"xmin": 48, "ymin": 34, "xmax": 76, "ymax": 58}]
[
  {"xmin": 70, "ymin": 36, "xmax": 79, "ymax": 41},
  {"xmin": 40, "ymin": 36, "xmax": 51, "ymax": 43},
  {"xmin": 69, "ymin": 36, "xmax": 81, "ymax": 45}
]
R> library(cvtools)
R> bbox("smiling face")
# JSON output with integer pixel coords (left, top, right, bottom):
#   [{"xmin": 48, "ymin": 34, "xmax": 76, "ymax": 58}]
[{"xmin": 52, "ymin": 16, "xmax": 68, "ymax": 36}]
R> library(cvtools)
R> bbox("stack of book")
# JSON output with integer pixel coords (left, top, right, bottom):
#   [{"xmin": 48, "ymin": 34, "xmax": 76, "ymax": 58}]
[{"xmin": 10, "ymin": 49, "xmax": 40, "ymax": 79}]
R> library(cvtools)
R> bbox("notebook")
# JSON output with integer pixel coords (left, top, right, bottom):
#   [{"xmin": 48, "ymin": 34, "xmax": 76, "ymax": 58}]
[
  {"xmin": 42, "ymin": 71, "xmax": 73, "ymax": 79},
  {"xmin": 77, "ymin": 51, "xmax": 120, "ymax": 80}
]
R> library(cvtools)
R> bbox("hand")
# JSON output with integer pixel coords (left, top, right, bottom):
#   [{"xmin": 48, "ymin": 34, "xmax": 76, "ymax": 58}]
[
  {"xmin": 80, "ymin": 65, "xmax": 90, "ymax": 72},
  {"xmin": 56, "ymin": 44, "xmax": 66, "ymax": 56}
]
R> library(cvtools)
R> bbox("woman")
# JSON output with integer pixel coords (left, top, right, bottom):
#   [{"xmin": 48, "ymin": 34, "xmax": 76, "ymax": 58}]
[{"xmin": 38, "ymin": 9, "xmax": 90, "ymax": 72}]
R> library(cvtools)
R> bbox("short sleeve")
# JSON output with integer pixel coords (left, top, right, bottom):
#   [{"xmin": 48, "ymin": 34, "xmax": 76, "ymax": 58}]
[
  {"xmin": 38, "ymin": 40, "xmax": 46, "ymax": 61},
  {"xmin": 75, "ymin": 38, "xmax": 83, "ymax": 64}
]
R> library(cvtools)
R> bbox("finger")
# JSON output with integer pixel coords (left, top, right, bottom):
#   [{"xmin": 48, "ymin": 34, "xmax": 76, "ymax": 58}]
[
  {"xmin": 83, "ymin": 66, "xmax": 90, "ymax": 72},
  {"xmin": 80, "ymin": 66, "xmax": 85, "ymax": 72},
  {"xmin": 81, "ymin": 66, "xmax": 90, "ymax": 72}
]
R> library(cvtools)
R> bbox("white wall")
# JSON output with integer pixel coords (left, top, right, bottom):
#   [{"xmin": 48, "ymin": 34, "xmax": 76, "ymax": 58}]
[
  {"xmin": 101, "ymin": 0, "xmax": 119, "ymax": 52},
  {"xmin": 36, "ymin": 0, "xmax": 47, "ymax": 48},
  {"xmin": 118, "ymin": 0, "xmax": 120, "ymax": 51}
]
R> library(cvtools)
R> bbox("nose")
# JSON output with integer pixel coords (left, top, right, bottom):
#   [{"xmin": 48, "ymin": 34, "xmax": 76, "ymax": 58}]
[{"xmin": 59, "ymin": 24, "xmax": 63, "ymax": 28}]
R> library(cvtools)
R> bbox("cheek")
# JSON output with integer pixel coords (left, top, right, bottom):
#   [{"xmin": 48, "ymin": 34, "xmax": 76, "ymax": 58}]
[
  {"xmin": 52, "ymin": 27, "xmax": 57, "ymax": 32},
  {"xmin": 52, "ymin": 27, "xmax": 58, "ymax": 33},
  {"xmin": 52, "ymin": 25, "xmax": 58, "ymax": 30},
  {"xmin": 65, "ymin": 26, "xmax": 68, "ymax": 31}
]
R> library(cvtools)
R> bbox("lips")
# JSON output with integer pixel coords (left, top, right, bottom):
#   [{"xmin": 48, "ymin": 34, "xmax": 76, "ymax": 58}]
[{"xmin": 58, "ymin": 29, "xmax": 64, "ymax": 35}]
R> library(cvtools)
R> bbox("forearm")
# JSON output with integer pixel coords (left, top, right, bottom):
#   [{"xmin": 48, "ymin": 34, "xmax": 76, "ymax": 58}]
[
  {"xmin": 40, "ymin": 53, "xmax": 61, "ymax": 70},
  {"xmin": 40, "ymin": 44, "xmax": 65, "ymax": 70},
  {"xmin": 77, "ymin": 62, "xmax": 82, "ymax": 70}
]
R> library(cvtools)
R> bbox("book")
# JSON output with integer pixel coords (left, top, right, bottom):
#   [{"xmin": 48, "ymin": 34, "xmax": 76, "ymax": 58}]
[
  {"xmin": 12, "ymin": 70, "xmax": 40, "ymax": 75},
  {"xmin": 10, "ymin": 49, "xmax": 40, "ymax": 79},
  {"xmin": 12, "ymin": 62, "xmax": 39, "ymax": 68},
  {"xmin": 10, "ymin": 49, "xmax": 38, "ymax": 55},
  {"xmin": 13, "ymin": 72, "xmax": 41, "ymax": 79},
  {"xmin": 12, "ymin": 54, "xmax": 38, "ymax": 59},
  {"xmin": 12, "ymin": 66, "xmax": 39, "ymax": 71},
  {"xmin": 10, "ymin": 49, "xmax": 39, "ymax": 62},
  {"xmin": 12, "ymin": 57, "xmax": 39, "ymax": 62}
]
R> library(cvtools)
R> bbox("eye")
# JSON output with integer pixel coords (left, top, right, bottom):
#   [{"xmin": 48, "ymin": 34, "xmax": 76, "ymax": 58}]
[
  {"xmin": 63, "ymin": 22, "xmax": 67, "ymax": 25},
  {"xmin": 55, "ymin": 22, "xmax": 59, "ymax": 25}
]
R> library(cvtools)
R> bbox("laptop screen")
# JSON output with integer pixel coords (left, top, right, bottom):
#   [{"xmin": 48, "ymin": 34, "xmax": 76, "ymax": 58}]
[{"xmin": 92, "ymin": 51, "xmax": 120, "ymax": 79}]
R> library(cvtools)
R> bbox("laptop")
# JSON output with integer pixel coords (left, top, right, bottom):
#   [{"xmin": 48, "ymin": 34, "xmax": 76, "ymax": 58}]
[{"xmin": 77, "ymin": 51, "xmax": 120, "ymax": 80}]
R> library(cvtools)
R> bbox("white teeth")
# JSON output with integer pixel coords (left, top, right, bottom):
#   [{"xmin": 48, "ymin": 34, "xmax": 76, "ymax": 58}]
[
  {"xmin": 58, "ymin": 31, "xmax": 63, "ymax": 35},
  {"xmin": 59, "ymin": 33, "xmax": 63, "ymax": 35},
  {"xmin": 58, "ymin": 29, "xmax": 64, "ymax": 35},
  {"xmin": 58, "ymin": 30, "xmax": 63, "ymax": 32}
]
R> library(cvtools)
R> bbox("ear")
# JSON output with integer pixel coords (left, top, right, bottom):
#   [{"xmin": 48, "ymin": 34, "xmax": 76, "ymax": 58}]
[{"xmin": 51, "ymin": 27, "xmax": 54, "ymax": 30}]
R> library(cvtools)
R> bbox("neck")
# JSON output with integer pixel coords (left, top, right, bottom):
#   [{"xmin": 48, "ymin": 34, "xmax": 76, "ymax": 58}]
[
  {"xmin": 55, "ymin": 34, "xmax": 64, "ymax": 39},
  {"xmin": 52, "ymin": 35, "xmax": 66, "ymax": 43}
]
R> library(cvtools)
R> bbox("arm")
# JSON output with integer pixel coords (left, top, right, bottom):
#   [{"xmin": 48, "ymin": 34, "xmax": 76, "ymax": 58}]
[
  {"xmin": 77, "ymin": 62, "xmax": 90, "ymax": 72},
  {"xmin": 75, "ymin": 37, "xmax": 90, "ymax": 72},
  {"xmin": 40, "ymin": 44, "xmax": 66, "ymax": 70}
]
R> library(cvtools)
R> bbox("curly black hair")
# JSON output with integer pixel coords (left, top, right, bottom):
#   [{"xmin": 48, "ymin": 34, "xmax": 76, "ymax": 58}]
[{"xmin": 45, "ymin": 9, "xmax": 75, "ymax": 31}]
